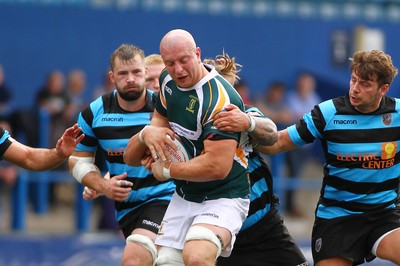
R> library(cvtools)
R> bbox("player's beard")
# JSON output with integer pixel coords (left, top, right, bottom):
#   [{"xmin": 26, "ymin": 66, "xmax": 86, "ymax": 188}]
[{"xmin": 117, "ymin": 85, "xmax": 145, "ymax": 101}]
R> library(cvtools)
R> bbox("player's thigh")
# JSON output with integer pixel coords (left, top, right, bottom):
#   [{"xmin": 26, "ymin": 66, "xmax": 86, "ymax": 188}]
[{"xmin": 376, "ymin": 228, "xmax": 400, "ymax": 260}]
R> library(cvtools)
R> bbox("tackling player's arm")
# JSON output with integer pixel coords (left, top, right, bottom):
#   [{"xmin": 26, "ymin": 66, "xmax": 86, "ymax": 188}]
[
  {"xmin": 256, "ymin": 129, "xmax": 297, "ymax": 155},
  {"xmin": 3, "ymin": 123, "xmax": 84, "ymax": 171},
  {"xmin": 69, "ymin": 151, "xmax": 132, "ymax": 201},
  {"xmin": 213, "ymin": 104, "xmax": 278, "ymax": 146}
]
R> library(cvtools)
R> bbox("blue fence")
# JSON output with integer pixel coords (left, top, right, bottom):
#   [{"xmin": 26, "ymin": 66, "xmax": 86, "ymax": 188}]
[
  {"xmin": 10, "ymin": 109, "xmax": 92, "ymax": 232},
  {"xmin": 9, "ymin": 109, "xmax": 322, "ymax": 232}
]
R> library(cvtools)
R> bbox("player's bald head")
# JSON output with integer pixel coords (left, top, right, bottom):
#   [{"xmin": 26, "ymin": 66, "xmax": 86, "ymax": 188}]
[{"xmin": 160, "ymin": 29, "xmax": 196, "ymax": 54}]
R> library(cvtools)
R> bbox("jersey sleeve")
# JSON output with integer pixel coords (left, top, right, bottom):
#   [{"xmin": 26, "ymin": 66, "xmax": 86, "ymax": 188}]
[
  {"xmin": 0, "ymin": 128, "xmax": 12, "ymax": 160},
  {"xmin": 75, "ymin": 104, "xmax": 99, "ymax": 153}
]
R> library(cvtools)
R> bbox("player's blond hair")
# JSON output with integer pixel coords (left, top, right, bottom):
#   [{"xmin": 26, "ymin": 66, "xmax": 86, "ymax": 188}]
[
  {"xmin": 145, "ymin": 54, "xmax": 164, "ymax": 66},
  {"xmin": 204, "ymin": 52, "xmax": 242, "ymax": 85}
]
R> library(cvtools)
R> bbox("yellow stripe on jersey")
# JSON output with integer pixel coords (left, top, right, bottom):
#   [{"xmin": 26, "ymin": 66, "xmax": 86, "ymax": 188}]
[
  {"xmin": 202, "ymin": 81, "xmax": 213, "ymax": 125},
  {"xmin": 160, "ymin": 87, "xmax": 167, "ymax": 110},
  {"xmin": 202, "ymin": 79, "xmax": 229, "ymax": 125}
]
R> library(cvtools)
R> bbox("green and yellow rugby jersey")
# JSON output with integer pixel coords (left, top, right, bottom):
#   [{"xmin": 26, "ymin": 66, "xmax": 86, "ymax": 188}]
[{"xmin": 156, "ymin": 65, "xmax": 250, "ymax": 203}]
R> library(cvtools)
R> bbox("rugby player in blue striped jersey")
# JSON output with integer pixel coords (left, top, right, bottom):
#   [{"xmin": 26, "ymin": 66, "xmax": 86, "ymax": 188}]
[
  {"xmin": 69, "ymin": 44, "xmax": 175, "ymax": 266},
  {"xmin": 209, "ymin": 54, "xmax": 308, "ymax": 266},
  {"xmin": 259, "ymin": 50, "xmax": 400, "ymax": 266}
]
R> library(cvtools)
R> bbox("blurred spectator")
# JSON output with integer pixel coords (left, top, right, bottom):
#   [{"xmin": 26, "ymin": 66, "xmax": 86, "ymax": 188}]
[
  {"xmin": 35, "ymin": 70, "xmax": 71, "ymax": 148},
  {"xmin": 234, "ymin": 80, "xmax": 253, "ymax": 105},
  {"xmin": 36, "ymin": 71, "xmax": 69, "ymax": 118},
  {"xmin": 0, "ymin": 65, "xmax": 14, "ymax": 118},
  {"xmin": 256, "ymin": 80, "xmax": 292, "ymax": 130},
  {"xmin": 144, "ymin": 54, "xmax": 165, "ymax": 93},
  {"xmin": 284, "ymin": 72, "xmax": 321, "ymax": 217},
  {"xmin": 36, "ymin": 70, "xmax": 71, "ymax": 176},
  {"xmin": 93, "ymin": 70, "xmax": 114, "ymax": 100},
  {"xmin": 65, "ymin": 69, "xmax": 88, "ymax": 123}
]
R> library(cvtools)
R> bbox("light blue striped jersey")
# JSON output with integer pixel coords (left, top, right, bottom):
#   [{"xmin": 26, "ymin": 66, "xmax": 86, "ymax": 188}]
[
  {"xmin": 75, "ymin": 90, "xmax": 175, "ymax": 226},
  {"xmin": 288, "ymin": 94, "xmax": 400, "ymax": 219},
  {"xmin": 0, "ymin": 127, "xmax": 12, "ymax": 159},
  {"xmin": 241, "ymin": 105, "xmax": 279, "ymax": 231}
]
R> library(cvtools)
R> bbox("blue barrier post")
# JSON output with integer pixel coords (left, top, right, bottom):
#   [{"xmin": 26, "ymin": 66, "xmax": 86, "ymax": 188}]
[
  {"xmin": 270, "ymin": 153, "xmax": 286, "ymax": 211},
  {"xmin": 11, "ymin": 170, "xmax": 28, "ymax": 231},
  {"xmin": 75, "ymin": 184, "xmax": 92, "ymax": 232},
  {"xmin": 32, "ymin": 108, "xmax": 51, "ymax": 214}
]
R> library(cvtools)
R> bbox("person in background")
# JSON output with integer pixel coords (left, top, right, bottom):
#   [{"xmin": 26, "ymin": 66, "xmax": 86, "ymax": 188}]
[
  {"xmin": 36, "ymin": 70, "xmax": 71, "ymax": 148},
  {"xmin": 257, "ymin": 80, "xmax": 292, "ymax": 130},
  {"xmin": 144, "ymin": 54, "xmax": 165, "ymax": 93},
  {"xmin": 206, "ymin": 53, "xmax": 308, "ymax": 266},
  {"xmin": 258, "ymin": 50, "xmax": 400, "ymax": 265},
  {"xmin": 93, "ymin": 70, "xmax": 115, "ymax": 100},
  {"xmin": 69, "ymin": 44, "xmax": 175, "ymax": 266},
  {"xmin": 234, "ymin": 79, "xmax": 253, "ymax": 105},
  {"xmin": 284, "ymin": 71, "xmax": 322, "ymax": 217},
  {"xmin": 65, "ymin": 69, "xmax": 88, "ymax": 123},
  {"xmin": 0, "ymin": 64, "xmax": 14, "ymax": 118}
]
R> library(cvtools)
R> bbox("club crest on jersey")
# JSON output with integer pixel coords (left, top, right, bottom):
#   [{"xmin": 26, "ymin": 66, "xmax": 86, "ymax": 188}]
[
  {"xmin": 315, "ymin": 238, "xmax": 322, "ymax": 253},
  {"xmin": 186, "ymin": 96, "xmax": 197, "ymax": 114},
  {"xmin": 382, "ymin": 114, "xmax": 392, "ymax": 126}
]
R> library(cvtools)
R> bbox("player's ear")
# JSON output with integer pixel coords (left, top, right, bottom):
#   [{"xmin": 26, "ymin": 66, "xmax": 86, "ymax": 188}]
[{"xmin": 380, "ymin": 83, "xmax": 389, "ymax": 95}]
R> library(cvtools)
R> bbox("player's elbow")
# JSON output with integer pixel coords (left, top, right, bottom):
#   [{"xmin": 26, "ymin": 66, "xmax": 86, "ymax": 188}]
[{"xmin": 208, "ymin": 161, "xmax": 232, "ymax": 180}]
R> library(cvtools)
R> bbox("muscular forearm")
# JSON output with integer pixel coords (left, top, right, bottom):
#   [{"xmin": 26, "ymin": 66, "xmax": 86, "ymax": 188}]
[
  {"xmin": 165, "ymin": 139, "xmax": 237, "ymax": 182},
  {"xmin": 249, "ymin": 117, "xmax": 278, "ymax": 146},
  {"xmin": 256, "ymin": 129, "xmax": 297, "ymax": 155},
  {"xmin": 124, "ymin": 132, "xmax": 148, "ymax": 166},
  {"xmin": 20, "ymin": 147, "xmax": 67, "ymax": 171},
  {"xmin": 169, "ymin": 153, "xmax": 233, "ymax": 182}
]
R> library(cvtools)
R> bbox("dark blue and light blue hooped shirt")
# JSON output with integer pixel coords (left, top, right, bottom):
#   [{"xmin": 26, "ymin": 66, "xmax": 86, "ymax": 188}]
[
  {"xmin": 75, "ymin": 89, "xmax": 175, "ymax": 227},
  {"xmin": 0, "ymin": 127, "xmax": 12, "ymax": 159},
  {"xmin": 288, "ymin": 94, "xmax": 400, "ymax": 219},
  {"xmin": 241, "ymin": 105, "xmax": 279, "ymax": 231}
]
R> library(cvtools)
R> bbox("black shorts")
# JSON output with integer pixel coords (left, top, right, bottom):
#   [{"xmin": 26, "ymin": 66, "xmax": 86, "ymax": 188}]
[
  {"xmin": 217, "ymin": 208, "xmax": 308, "ymax": 266},
  {"xmin": 312, "ymin": 207, "xmax": 400, "ymax": 265},
  {"xmin": 119, "ymin": 200, "xmax": 169, "ymax": 239}
]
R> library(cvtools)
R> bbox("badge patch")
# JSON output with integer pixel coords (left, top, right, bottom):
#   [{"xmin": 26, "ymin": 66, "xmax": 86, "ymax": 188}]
[
  {"xmin": 315, "ymin": 238, "xmax": 322, "ymax": 253},
  {"xmin": 382, "ymin": 114, "xmax": 392, "ymax": 126}
]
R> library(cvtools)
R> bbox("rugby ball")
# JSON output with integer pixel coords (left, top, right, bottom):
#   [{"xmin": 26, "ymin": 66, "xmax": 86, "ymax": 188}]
[{"xmin": 165, "ymin": 134, "xmax": 190, "ymax": 162}]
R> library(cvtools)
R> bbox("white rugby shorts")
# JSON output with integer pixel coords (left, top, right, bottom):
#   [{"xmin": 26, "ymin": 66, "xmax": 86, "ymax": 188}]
[{"xmin": 155, "ymin": 191, "xmax": 249, "ymax": 257}]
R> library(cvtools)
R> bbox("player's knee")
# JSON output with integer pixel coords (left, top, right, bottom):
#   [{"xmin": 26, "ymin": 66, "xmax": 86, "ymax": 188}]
[
  {"xmin": 185, "ymin": 225, "xmax": 223, "ymax": 258},
  {"xmin": 155, "ymin": 247, "xmax": 184, "ymax": 266},
  {"xmin": 126, "ymin": 234, "xmax": 157, "ymax": 265}
]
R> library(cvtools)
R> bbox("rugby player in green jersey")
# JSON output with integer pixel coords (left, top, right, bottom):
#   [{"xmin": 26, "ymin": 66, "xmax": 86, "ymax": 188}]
[{"xmin": 124, "ymin": 29, "xmax": 250, "ymax": 265}]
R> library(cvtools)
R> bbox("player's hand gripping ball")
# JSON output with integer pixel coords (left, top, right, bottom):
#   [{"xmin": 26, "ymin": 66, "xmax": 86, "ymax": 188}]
[{"xmin": 164, "ymin": 134, "xmax": 190, "ymax": 162}]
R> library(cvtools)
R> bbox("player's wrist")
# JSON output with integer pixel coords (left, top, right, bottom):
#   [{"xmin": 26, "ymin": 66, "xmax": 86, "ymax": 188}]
[
  {"xmin": 138, "ymin": 126, "xmax": 148, "ymax": 144},
  {"xmin": 246, "ymin": 114, "xmax": 256, "ymax": 133},
  {"xmin": 162, "ymin": 161, "xmax": 173, "ymax": 180}
]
